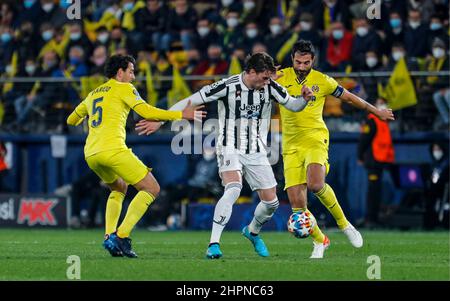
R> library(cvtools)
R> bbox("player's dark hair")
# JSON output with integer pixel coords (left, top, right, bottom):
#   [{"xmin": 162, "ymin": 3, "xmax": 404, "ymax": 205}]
[
  {"xmin": 244, "ymin": 52, "xmax": 276, "ymax": 73},
  {"xmin": 104, "ymin": 54, "xmax": 136, "ymax": 78},
  {"xmin": 291, "ymin": 40, "xmax": 315, "ymax": 58}
]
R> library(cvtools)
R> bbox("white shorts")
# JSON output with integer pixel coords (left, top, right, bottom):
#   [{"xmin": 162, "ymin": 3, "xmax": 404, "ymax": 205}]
[{"xmin": 217, "ymin": 152, "xmax": 277, "ymax": 191}]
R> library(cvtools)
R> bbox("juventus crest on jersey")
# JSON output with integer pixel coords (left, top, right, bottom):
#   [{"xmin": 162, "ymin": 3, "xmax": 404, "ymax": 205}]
[{"xmin": 198, "ymin": 73, "xmax": 289, "ymax": 156}]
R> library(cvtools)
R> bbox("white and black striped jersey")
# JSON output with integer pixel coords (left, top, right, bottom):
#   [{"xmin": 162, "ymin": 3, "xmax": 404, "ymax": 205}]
[{"xmin": 197, "ymin": 72, "xmax": 291, "ymax": 156}]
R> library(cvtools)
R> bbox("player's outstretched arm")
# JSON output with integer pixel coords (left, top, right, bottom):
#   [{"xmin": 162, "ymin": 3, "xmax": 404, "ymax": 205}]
[
  {"xmin": 133, "ymin": 99, "xmax": 205, "ymax": 122},
  {"xmin": 136, "ymin": 79, "xmax": 226, "ymax": 135},
  {"xmin": 135, "ymin": 99, "xmax": 207, "ymax": 135},
  {"xmin": 278, "ymin": 85, "xmax": 314, "ymax": 112},
  {"xmin": 67, "ymin": 102, "xmax": 87, "ymax": 126},
  {"xmin": 339, "ymin": 89, "xmax": 395, "ymax": 121}
]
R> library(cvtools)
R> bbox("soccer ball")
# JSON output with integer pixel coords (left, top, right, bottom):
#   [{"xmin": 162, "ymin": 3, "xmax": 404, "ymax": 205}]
[
  {"xmin": 166, "ymin": 214, "xmax": 182, "ymax": 230},
  {"xmin": 287, "ymin": 211, "xmax": 316, "ymax": 238}
]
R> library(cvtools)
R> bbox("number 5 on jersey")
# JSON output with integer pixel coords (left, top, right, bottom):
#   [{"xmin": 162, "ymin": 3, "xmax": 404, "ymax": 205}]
[{"xmin": 92, "ymin": 97, "xmax": 103, "ymax": 127}]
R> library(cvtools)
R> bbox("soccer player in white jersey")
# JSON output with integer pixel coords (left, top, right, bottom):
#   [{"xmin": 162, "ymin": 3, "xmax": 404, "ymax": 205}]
[{"xmin": 136, "ymin": 52, "xmax": 313, "ymax": 259}]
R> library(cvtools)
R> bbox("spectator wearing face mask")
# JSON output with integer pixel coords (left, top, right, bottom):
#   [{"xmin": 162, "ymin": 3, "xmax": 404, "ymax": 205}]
[
  {"xmin": 403, "ymin": 9, "xmax": 429, "ymax": 58},
  {"xmin": 6, "ymin": 58, "xmax": 40, "ymax": 131},
  {"xmin": 324, "ymin": 21, "xmax": 353, "ymax": 71},
  {"xmin": 428, "ymin": 14, "xmax": 449, "ymax": 51},
  {"xmin": 192, "ymin": 18, "xmax": 223, "ymax": 58},
  {"xmin": 363, "ymin": 51, "xmax": 382, "ymax": 71},
  {"xmin": 240, "ymin": 0, "xmax": 266, "ymax": 27},
  {"xmin": 384, "ymin": 42, "xmax": 419, "ymax": 71},
  {"xmin": 241, "ymin": 21, "xmax": 263, "ymax": 54},
  {"xmin": 65, "ymin": 45, "xmax": 88, "ymax": 77},
  {"xmin": 351, "ymin": 18, "xmax": 382, "ymax": 71},
  {"xmin": 357, "ymin": 97, "xmax": 395, "ymax": 228},
  {"xmin": 426, "ymin": 39, "xmax": 450, "ymax": 130},
  {"xmin": 296, "ymin": 12, "xmax": 323, "ymax": 58},
  {"xmin": 221, "ymin": 10, "xmax": 244, "ymax": 57},
  {"xmin": 354, "ymin": 50, "xmax": 383, "ymax": 102},
  {"xmin": 16, "ymin": 0, "xmax": 41, "ymax": 25},
  {"xmin": 370, "ymin": 0, "xmax": 407, "ymax": 32},
  {"xmin": 33, "ymin": 0, "xmax": 59, "ymax": 29},
  {"xmin": 65, "ymin": 22, "xmax": 93, "ymax": 61},
  {"xmin": 0, "ymin": 25, "xmax": 16, "ymax": 75},
  {"xmin": 93, "ymin": 26, "xmax": 110, "ymax": 49},
  {"xmin": 13, "ymin": 50, "xmax": 64, "ymax": 130},
  {"xmin": 383, "ymin": 11, "xmax": 405, "ymax": 56},
  {"xmin": 37, "ymin": 22, "xmax": 55, "ymax": 54},
  {"xmin": 264, "ymin": 17, "xmax": 290, "ymax": 59},
  {"xmin": 289, "ymin": 0, "xmax": 323, "ymax": 30}
]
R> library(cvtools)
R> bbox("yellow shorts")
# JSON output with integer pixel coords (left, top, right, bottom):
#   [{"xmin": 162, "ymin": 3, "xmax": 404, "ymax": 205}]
[
  {"xmin": 283, "ymin": 130, "xmax": 330, "ymax": 190},
  {"xmin": 85, "ymin": 148, "xmax": 151, "ymax": 185}
]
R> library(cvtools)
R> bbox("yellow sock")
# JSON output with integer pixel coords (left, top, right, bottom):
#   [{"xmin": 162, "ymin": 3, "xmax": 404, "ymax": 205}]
[
  {"xmin": 117, "ymin": 191, "xmax": 155, "ymax": 238},
  {"xmin": 292, "ymin": 207, "xmax": 325, "ymax": 243},
  {"xmin": 105, "ymin": 191, "xmax": 125, "ymax": 235},
  {"xmin": 314, "ymin": 184, "xmax": 349, "ymax": 230}
]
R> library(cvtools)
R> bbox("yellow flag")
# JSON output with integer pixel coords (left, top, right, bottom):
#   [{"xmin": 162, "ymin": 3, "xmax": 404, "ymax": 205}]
[
  {"xmin": 122, "ymin": 1, "xmax": 145, "ymax": 31},
  {"xmin": 379, "ymin": 57, "xmax": 417, "ymax": 111},
  {"xmin": 0, "ymin": 101, "xmax": 4, "ymax": 124},
  {"xmin": 276, "ymin": 32, "xmax": 298, "ymax": 64},
  {"xmin": 228, "ymin": 56, "xmax": 242, "ymax": 75},
  {"xmin": 2, "ymin": 51, "xmax": 18, "ymax": 94},
  {"xmin": 144, "ymin": 63, "xmax": 158, "ymax": 106},
  {"xmin": 167, "ymin": 68, "xmax": 192, "ymax": 108}
]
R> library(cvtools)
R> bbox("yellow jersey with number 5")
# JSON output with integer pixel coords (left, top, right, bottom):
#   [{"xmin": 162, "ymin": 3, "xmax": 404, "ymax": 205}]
[
  {"xmin": 68, "ymin": 79, "xmax": 181, "ymax": 157},
  {"xmin": 276, "ymin": 67, "xmax": 343, "ymax": 151}
]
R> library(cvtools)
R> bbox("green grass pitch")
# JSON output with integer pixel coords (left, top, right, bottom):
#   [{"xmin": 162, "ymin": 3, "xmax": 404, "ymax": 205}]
[{"xmin": 0, "ymin": 229, "xmax": 448, "ymax": 281}]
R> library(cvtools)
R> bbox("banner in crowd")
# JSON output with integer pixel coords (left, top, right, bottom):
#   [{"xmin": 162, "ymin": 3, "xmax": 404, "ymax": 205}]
[{"xmin": 0, "ymin": 194, "xmax": 70, "ymax": 228}]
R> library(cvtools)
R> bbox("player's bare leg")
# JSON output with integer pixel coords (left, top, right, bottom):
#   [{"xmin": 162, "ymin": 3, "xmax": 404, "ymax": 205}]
[
  {"xmin": 286, "ymin": 184, "xmax": 329, "ymax": 258},
  {"xmin": 102, "ymin": 177, "xmax": 128, "ymax": 257},
  {"xmin": 242, "ymin": 186, "xmax": 279, "ymax": 257},
  {"xmin": 206, "ymin": 171, "xmax": 242, "ymax": 259},
  {"xmin": 307, "ymin": 163, "xmax": 363, "ymax": 248},
  {"xmin": 113, "ymin": 172, "xmax": 160, "ymax": 258}
]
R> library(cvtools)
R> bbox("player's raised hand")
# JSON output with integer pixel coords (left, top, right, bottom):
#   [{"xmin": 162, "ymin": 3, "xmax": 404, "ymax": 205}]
[
  {"xmin": 301, "ymin": 85, "xmax": 314, "ymax": 101},
  {"xmin": 376, "ymin": 108, "xmax": 395, "ymax": 121},
  {"xmin": 271, "ymin": 66, "xmax": 284, "ymax": 81},
  {"xmin": 182, "ymin": 100, "xmax": 207, "ymax": 122},
  {"xmin": 135, "ymin": 120, "xmax": 162, "ymax": 135}
]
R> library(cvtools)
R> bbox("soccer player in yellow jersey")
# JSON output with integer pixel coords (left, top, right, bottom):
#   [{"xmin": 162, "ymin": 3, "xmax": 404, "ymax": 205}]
[
  {"xmin": 276, "ymin": 40, "xmax": 395, "ymax": 258},
  {"xmin": 66, "ymin": 54, "xmax": 205, "ymax": 257}
]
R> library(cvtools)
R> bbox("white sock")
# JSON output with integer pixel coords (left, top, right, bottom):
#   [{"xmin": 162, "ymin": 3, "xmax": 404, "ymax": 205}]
[
  {"xmin": 248, "ymin": 198, "xmax": 279, "ymax": 235},
  {"xmin": 209, "ymin": 182, "xmax": 242, "ymax": 244}
]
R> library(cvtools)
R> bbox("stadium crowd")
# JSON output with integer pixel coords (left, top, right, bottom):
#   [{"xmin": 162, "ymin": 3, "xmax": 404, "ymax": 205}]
[{"xmin": 0, "ymin": 0, "xmax": 448, "ymax": 133}]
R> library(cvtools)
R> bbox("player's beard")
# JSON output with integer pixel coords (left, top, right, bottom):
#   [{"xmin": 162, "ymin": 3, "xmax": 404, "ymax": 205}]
[{"xmin": 294, "ymin": 68, "xmax": 311, "ymax": 81}]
